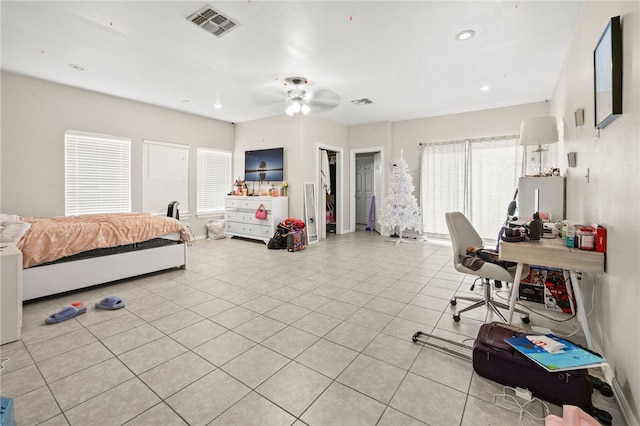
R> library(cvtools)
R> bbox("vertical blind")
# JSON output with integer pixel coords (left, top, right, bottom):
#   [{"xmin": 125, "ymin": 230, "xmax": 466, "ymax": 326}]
[
  {"xmin": 142, "ymin": 140, "xmax": 189, "ymax": 215},
  {"xmin": 197, "ymin": 148, "xmax": 232, "ymax": 215},
  {"xmin": 65, "ymin": 131, "xmax": 131, "ymax": 216},
  {"xmin": 420, "ymin": 136, "xmax": 523, "ymax": 239}
]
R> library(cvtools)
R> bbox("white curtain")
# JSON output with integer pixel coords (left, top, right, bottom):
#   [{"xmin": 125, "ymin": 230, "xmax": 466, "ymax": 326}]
[
  {"xmin": 420, "ymin": 141, "xmax": 466, "ymax": 236},
  {"xmin": 420, "ymin": 136, "xmax": 523, "ymax": 240}
]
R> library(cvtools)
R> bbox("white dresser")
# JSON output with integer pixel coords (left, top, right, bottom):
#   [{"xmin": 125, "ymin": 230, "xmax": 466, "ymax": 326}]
[
  {"xmin": 225, "ymin": 196, "xmax": 289, "ymax": 243},
  {"xmin": 1, "ymin": 244, "xmax": 23, "ymax": 345}
]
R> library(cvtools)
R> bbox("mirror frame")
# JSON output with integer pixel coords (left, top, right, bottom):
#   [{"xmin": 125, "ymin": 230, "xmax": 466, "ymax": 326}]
[{"xmin": 304, "ymin": 181, "xmax": 318, "ymax": 244}]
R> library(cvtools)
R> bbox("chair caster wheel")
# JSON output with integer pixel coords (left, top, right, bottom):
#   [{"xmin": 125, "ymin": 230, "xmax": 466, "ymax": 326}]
[
  {"xmin": 450, "ymin": 299, "xmax": 457, "ymax": 306},
  {"xmin": 521, "ymin": 316, "xmax": 530, "ymax": 324},
  {"xmin": 453, "ymin": 314, "xmax": 461, "ymax": 322}
]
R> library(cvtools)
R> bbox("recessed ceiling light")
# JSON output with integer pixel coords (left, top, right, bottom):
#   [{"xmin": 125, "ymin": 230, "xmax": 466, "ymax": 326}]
[
  {"xmin": 455, "ymin": 30, "xmax": 476, "ymax": 41},
  {"xmin": 480, "ymin": 85, "xmax": 490, "ymax": 92},
  {"xmin": 68, "ymin": 64, "xmax": 85, "ymax": 71}
]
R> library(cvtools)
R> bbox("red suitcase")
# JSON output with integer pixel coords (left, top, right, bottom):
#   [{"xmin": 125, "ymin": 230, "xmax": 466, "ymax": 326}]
[{"xmin": 472, "ymin": 322, "xmax": 610, "ymax": 423}]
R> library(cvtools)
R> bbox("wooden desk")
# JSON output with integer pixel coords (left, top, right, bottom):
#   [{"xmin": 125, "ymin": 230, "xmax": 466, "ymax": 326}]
[{"xmin": 499, "ymin": 237, "xmax": 604, "ymax": 349}]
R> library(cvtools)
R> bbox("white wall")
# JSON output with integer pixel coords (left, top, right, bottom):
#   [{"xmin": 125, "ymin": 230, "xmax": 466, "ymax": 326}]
[
  {"xmin": 0, "ymin": 72, "xmax": 235, "ymax": 237},
  {"xmin": 350, "ymin": 102, "xmax": 550, "ymax": 202},
  {"xmin": 234, "ymin": 115, "xmax": 349, "ymax": 227},
  {"xmin": 550, "ymin": 1, "xmax": 639, "ymax": 423}
]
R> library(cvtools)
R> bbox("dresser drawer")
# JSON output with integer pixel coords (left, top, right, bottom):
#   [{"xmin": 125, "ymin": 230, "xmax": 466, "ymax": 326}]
[
  {"xmin": 247, "ymin": 214, "xmax": 274, "ymax": 227},
  {"xmin": 243, "ymin": 198, "xmax": 271, "ymax": 210},
  {"xmin": 226, "ymin": 221, "xmax": 273, "ymax": 239},
  {"xmin": 225, "ymin": 211, "xmax": 248, "ymax": 223},
  {"xmin": 226, "ymin": 198, "xmax": 242, "ymax": 209},
  {"xmin": 251, "ymin": 224, "xmax": 274, "ymax": 239},
  {"xmin": 226, "ymin": 221, "xmax": 251, "ymax": 234}
]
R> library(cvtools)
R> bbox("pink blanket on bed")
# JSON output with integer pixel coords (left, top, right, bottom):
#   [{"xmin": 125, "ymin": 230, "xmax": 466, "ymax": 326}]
[{"xmin": 17, "ymin": 213, "xmax": 191, "ymax": 268}]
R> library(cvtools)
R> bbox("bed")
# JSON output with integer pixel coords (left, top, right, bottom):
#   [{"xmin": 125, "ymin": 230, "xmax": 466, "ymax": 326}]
[{"xmin": 1, "ymin": 213, "xmax": 192, "ymax": 301}]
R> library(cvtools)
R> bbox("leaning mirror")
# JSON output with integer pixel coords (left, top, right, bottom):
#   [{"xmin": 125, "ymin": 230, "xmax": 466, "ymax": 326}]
[{"xmin": 304, "ymin": 182, "xmax": 318, "ymax": 244}]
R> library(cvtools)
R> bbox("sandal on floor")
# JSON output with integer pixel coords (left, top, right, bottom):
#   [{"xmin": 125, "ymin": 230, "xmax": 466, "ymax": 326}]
[
  {"xmin": 45, "ymin": 303, "xmax": 87, "ymax": 324},
  {"xmin": 95, "ymin": 295, "xmax": 125, "ymax": 310}
]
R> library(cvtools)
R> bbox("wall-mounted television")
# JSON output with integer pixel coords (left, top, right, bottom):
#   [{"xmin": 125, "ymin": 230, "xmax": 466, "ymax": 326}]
[
  {"xmin": 594, "ymin": 15, "xmax": 622, "ymax": 129},
  {"xmin": 244, "ymin": 147, "xmax": 284, "ymax": 182}
]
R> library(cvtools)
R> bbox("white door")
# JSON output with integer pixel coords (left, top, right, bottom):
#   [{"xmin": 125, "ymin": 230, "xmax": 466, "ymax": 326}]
[{"xmin": 355, "ymin": 155, "xmax": 375, "ymax": 226}]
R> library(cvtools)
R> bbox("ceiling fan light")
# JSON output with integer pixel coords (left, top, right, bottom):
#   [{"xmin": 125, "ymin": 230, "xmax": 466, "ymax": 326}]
[
  {"xmin": 301, "ymin": 104, "xmax": 310, "ymax": 115},
  {"xmin": 293, "ymin": 101, "xmax": 301, "ymax": 113},
  {"xmin": 285, "ymin": 104, "xmax": 295, "ymax": 116}
]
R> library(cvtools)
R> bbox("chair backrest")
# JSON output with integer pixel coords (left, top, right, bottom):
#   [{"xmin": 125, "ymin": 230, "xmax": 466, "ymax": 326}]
[
  {"xmin": 167, "ymin": 201, "xmax": 180, "ymax": 220},
  {"xmin": 445, "ymin": 212, "xmax": 484, "ymax": 263}
]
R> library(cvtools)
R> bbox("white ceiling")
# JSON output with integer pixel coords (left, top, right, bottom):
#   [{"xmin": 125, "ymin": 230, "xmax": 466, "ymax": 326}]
[{"xmin": 1, "ymin": 1, "xmax": 584, "ymax": 126}]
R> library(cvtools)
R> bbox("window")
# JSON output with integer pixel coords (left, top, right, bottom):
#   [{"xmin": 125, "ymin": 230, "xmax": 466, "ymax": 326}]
[
  {"xmin": 65, "ymin": 131, "xmax": 131, "ymax": 216},
  {"xmin": 143, "ymin": 140, "xmax": 189, "ymax": 215},
  {"xmin": 420, "ymin": 136, "xmax": 523, "ymax": 240},
  {"xmin": 197, "ymin": 148, "xmax": 232, "ymax": 216}
]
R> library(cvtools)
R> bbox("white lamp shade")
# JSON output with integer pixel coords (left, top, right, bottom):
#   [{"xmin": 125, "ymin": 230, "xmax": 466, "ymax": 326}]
[{"xmin": 519, "ymin": 116, "xmax": 559, "ymax": 146}]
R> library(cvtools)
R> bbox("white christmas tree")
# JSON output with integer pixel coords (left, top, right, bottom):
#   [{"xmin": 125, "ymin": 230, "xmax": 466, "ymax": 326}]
[{"xmin": 380, "ymin": 150, "xmax": 422, "ymax": 244}]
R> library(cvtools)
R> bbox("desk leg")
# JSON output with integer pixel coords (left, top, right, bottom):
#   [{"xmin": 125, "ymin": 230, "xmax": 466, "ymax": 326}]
[
  {"xmin": 508, "ymin": 262, "xmax": 525, "ymax": 324},
  {"xmin": 569, "ymin": 270, "xmax": 593, "ymax": 350},
  {"xmin": 563, "ymin": 270, "xmax": 576, "ymax": 315}
]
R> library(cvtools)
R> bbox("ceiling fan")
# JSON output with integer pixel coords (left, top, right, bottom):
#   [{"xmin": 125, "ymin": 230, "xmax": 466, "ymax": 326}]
[{"xmin": 254, "ymin": 76, "xmax": 341, "ymax": 116}]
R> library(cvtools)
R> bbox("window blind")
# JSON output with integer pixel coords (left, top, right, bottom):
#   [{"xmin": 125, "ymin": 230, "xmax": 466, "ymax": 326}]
[
  {"xmin": 142, "ymin": 140, "xmax": 189, "ymax": 215},
  {"xmin": 197, "ymin": 148, "xmax": 232, "ymax": 215},
  {"xmin": 65, "ymin": 131, "xmax": 131, "ymax": 216}
]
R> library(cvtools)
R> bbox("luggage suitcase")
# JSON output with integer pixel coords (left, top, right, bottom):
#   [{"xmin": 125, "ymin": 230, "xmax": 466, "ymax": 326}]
[
  {"xmin": 413, "ymin": 323, "xmax": 612, "ymax": 424},
  {"xmin": 472, "ymin": 322, "xmax": 611, "ymax": 424}
]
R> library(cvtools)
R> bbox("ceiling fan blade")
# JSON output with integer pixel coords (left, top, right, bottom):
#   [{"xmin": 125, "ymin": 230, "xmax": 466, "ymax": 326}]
[
  {"xmin": 253, "ymin": 79, "xmax": 341, "ymax": 115},
  {"xmin": 307, "ymin": 88, "xmax": 341, "ymax": 112},
  {"xmin": 252, "ymin": 87, "xmax": 286, "ymax": 108}
]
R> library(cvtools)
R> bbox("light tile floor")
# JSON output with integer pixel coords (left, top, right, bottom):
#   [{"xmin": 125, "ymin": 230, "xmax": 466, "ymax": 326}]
[{"xmin": 0, "ymin": 232, "xmax": 624, "ymax": 425}]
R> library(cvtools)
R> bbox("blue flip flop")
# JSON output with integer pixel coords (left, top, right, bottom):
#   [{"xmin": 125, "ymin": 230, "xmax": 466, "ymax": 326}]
[
  {"xmin": 95, "ymin": 295, "xmax": 125, "ymax": 310},
  {"xmin": 45, "ymin": 303, "xmax": 87, "ymax": 324}
]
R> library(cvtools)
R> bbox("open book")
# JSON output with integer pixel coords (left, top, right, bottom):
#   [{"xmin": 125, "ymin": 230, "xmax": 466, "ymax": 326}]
[{"xmin": 504, "ymin": 334, "xmax": 607, "ymax": 372}]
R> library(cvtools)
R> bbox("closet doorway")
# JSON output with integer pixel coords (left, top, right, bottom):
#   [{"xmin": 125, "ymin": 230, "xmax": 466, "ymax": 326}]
[
  {"xmin": 350, "ymin": 148, "xmax": 385, "ymax": 235},
  {"xmin": 317, "ymin": 145, "xmax": 343, "ymax": 240}
]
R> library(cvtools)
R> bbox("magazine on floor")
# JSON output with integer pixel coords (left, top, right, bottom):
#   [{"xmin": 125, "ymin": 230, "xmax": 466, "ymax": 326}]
[{"xmin": 504, "ymin": 334, "xmax": 607, "ymax": 372}]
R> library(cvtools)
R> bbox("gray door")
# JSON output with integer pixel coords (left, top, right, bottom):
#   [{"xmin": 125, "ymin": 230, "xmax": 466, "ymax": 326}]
[{"xmin": 355, "ymin": 155, "xmax": 375, "ymax": 226}]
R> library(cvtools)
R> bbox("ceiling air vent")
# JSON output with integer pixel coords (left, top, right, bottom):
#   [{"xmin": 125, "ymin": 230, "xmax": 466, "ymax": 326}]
[
  {"xmin": 351, "ymin": 98, "xmax": 373, "ymax": 105},
  {"xmin": 188, "ymin": 5, "xmax": 240, "ymax": 38}
]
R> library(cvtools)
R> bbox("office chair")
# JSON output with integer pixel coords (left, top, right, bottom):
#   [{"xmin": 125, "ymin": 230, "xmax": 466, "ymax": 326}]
[{"xmin": 445, "ymin": 212, "xmax": 530, "ymax": 323}]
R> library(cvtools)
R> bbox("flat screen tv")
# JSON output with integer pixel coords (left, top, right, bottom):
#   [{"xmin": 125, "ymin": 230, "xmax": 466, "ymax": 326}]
[
  {"xmin": 244, "ymin": 147, "xmax": 284, "ymax": 182},
  {"xmin": 594, "ymin": 16, "xmax": 622, "ymax": 129}
]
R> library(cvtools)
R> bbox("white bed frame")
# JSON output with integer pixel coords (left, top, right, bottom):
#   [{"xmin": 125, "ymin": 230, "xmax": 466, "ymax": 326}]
[{"xmin": 22, "ymin": 242, "xmax": 187, "ymax": 301}]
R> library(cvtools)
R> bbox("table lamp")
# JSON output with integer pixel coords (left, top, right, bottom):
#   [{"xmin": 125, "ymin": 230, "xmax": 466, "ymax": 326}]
[{"xmin": 519, "ymin": 116, "xmax": 559, "ymax": 176}]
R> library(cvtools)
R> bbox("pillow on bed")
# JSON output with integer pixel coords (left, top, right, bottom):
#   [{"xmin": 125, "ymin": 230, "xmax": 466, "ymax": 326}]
[
  {"xmin": 0, "ymin": 214, "xmax": 31, "ymax": 245},
  {"xmin": 1, "ymin": 213, "xmax": 21, "ymax": 222}
]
